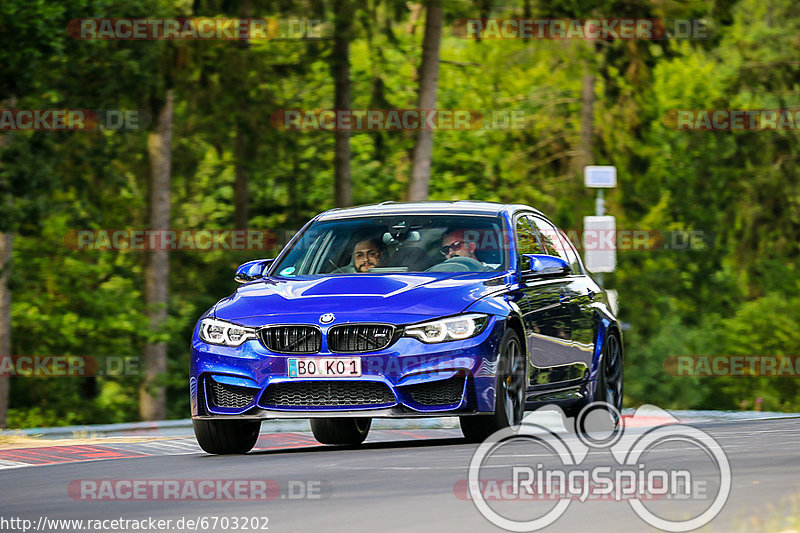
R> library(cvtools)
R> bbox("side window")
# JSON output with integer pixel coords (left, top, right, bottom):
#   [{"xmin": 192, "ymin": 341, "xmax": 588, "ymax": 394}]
[
  {"xmin": 530, "ymin": 217, "xmax": 582, "ymax": 274},
  {"xmin": 530, "ymin": 217, "xmax": 563, "ymax": 259},
  {"xmin": 515, "ymin": 215, "xmax": 542, "ymax": 255},
  {"xmin": 559, "ymin": 229, "xmax": 583, "ymax": 274}
]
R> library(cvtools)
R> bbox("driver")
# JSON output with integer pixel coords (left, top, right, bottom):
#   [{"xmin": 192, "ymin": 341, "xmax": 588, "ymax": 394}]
[
  {"xmin": 435, "ymin": 229, "xmax": 492, "ymax": 272},
  {"xmin": 441, "ymin": 229, "xmax": 480, "ymax": 261}
]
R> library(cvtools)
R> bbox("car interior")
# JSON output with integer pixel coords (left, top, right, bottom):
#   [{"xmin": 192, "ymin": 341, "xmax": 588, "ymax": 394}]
[{"xmin": 275, "ymin": 216, "xmax": 507, "ymax": 276}]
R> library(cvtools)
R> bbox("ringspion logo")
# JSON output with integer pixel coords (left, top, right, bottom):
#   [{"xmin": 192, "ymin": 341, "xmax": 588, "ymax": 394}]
[{"xmin": 463, "ymin": 404, "xmax": 730, "ymax": 531}]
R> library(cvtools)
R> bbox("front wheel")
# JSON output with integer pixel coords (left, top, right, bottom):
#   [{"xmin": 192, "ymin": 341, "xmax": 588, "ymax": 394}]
[
  {"xmin": 460, "ymin": 328, "xmax": 526, "ymax": 442},
  {"xmin": 193, "ymin": 419, "xmax": 261, "ymax": 454},
  {"xmin": 311, "ymin": 417, "xmax": 372, "ymax": 445}
]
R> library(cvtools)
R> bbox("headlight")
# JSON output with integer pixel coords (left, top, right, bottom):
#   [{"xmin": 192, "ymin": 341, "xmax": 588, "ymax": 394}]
[
  {"xmin": 404, "ymin": 313, "xmax": 490, "ymax": 343},
  {"xmin": 198, "ymin": 318, "xmax": 257, "ymax": 347}
]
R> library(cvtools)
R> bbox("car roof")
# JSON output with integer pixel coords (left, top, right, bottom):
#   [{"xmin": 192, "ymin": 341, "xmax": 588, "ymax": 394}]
[{"xmin": 316, "ymin": 201, "xmax": 544, "ymax": 221}]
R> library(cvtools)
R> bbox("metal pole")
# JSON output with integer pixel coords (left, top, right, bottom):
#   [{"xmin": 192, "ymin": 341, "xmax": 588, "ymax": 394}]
[
  {"xmin": 596, "ymin": 189, "xmax": 604, "ymax": 288},
  {"xmin": 596, "ymin": 189, "xmax": 605, "ymax": 216}
]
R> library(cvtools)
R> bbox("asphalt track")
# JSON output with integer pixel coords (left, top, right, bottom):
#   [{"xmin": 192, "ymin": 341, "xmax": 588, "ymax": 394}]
[{"xmin": 1, "ymin": 415, "xmax": 799, "ymax": 533}]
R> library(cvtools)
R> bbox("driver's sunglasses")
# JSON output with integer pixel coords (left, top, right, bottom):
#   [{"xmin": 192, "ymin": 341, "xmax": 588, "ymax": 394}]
[{"xmin": 441, "ymin": 241, "xmax": 465, "ymax": 256}]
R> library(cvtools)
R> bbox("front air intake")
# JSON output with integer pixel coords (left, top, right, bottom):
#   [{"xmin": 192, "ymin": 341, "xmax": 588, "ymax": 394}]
[
  {"xmin": 406, "ymin": 375, "xmax": 466, "ymax": 406},
  {"xmin": 206, "ymin": 379, "xmax": 258, "ymax": 409},
  {"xmin": 260, "ymin": 381, "xmax": 395, "ymax": 408}
]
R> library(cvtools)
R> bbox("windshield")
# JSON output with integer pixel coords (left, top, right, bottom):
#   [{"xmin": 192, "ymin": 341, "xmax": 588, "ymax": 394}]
[{"xmin": 273, "ymin": 215, "xmax": 509, "ymax": 277}]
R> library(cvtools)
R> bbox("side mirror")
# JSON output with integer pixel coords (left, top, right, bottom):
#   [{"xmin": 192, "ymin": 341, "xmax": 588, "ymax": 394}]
[
  {"xmin": 234, "ymin": 259, "xmax": 274, "ymax": 283},
  {"xmin": 520, "ymin": 254, "xmax": 571, "ymax": 278}
]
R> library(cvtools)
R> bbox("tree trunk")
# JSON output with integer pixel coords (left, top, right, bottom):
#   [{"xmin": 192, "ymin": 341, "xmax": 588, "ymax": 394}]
[
  {"xmin": 140, "ymin": 89, "xmax": 173, "ymax": 421},
  {"xmin": 234, "ymin": 127, "xmax": 249, "ymax": 230},
  {"xmin": 574, "ymin": 73, "xmax": 594, "ymax": 175},
  {"xmin": 0, "ymin": 100, "xmax": 15, "ymax": 428},
  {"xmin": 0, "ymin": 233, "xmax": 11, "ymax": 429},
  {"xmin": 233, "ymin": 0, "xmax": 252, "ymax": 229},
  {"xmin": 332, "ymin": 0, "xmax": 352, "ymax": 208},
  {"xmin": 408, "ymin": 0, "xmax": 443, "ymax": 201}
]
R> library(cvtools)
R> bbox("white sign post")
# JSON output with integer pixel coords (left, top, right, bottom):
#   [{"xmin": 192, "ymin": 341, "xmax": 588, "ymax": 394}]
[
  {"xmin": 584, "ymin": 166, "xmax": 617, "ymax": 188},
  {"xmin": 583, "ymin": 215, "xmax": 616, "ymax": 273},
  {"xmin": 583, "ymin": 166, "xmax": 617, "ymax": 281}
]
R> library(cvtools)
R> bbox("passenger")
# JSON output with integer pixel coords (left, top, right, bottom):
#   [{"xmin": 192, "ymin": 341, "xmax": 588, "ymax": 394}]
[{"xmin": 352, "ymin": 238, "xmax": 384, "ymax": 272}]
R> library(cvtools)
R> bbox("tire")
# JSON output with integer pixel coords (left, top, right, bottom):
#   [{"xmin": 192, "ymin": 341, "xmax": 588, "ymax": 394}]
[
  {"xmin": 596, "ymin": 332, "xmax": 623, "ymax": 412},
  {"xmin": 310, "ymin": 417, "xmax": 372, "ymax": 445},
  {"xmin": 193, "ymin": 419, "xmax": 261, "ymax": 454},
  {"xmin": 460, "ymin": 328, "xmax": 526, "ymax": 442},
  {"xmin": 563, "ymin": 332, "xmax": 623, "ymax": 433}
]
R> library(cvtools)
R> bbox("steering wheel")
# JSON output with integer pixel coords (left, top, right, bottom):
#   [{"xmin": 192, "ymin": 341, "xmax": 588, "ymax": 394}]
[{"xmin": 426, "ymin": 256, "xmax": 487, "ymax": 272}]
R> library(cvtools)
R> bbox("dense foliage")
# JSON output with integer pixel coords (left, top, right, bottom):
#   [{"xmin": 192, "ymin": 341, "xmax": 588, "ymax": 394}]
[{"xmin": 2, "ymin": 0, "xmax": 798, "ymax": 428}]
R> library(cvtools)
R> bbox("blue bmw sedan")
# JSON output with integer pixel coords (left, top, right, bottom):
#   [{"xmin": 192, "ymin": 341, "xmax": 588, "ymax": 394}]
[{"xmin": 190, "ymin": 201, "xmax": 623, "ymax": 453}]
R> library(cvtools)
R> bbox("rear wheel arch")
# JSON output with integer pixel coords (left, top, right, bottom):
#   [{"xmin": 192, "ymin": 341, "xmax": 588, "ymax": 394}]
[
  {"xmin": 608, "ymin": 323, "xmax": 622, "ymax": 344},
  {"xmin": 593, "ymin": 319, "xmax": 622, "ymax": 374},
  {"xmin": 601, "ymin": 323, "xmax": 623, "ymax": 361},
  {"xmin": 595, "ymin": 324, "xmax": 623, "ymax": 412}
]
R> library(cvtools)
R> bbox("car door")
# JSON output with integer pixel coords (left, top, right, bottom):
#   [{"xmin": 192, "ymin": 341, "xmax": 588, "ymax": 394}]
[
  {"xmin": 530, "ymin": 216, "xmax": 595, "ymax": 379},
  {"xmin": 514, "ymin": 214, "xmax": 575, "ymax": 388},
  {"xmin": 555, "ymin": 226, "xmax": 598, "ymax": 359}
]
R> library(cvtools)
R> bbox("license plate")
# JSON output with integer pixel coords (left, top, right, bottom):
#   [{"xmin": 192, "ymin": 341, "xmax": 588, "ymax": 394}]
[{"xmin": 287, "ymin": 357, "xmax": 361, "ymax": 378}]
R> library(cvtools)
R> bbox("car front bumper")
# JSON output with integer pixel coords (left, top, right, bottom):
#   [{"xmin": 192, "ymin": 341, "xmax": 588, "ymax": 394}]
[{"xmin": 190, "ymin": 317, "xmax": 506, "ymax": 419}]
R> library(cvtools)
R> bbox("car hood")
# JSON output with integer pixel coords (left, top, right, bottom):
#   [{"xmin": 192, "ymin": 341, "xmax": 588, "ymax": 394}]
[{"xmin": 212, "ymin": 273, "xmax": 510, "ymax": 326}]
